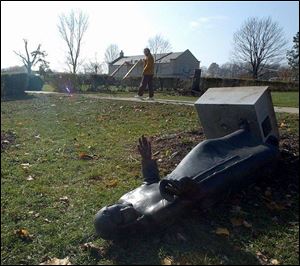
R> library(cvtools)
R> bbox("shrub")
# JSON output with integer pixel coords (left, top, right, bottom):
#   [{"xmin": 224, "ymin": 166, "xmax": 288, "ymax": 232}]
[
  {"xmin": 88, "ymin": 74, "xmax": 117, "ymax": 91},
  {"xmin": 28, "ymin": 74, "xmax": 44, "ymax": 91},
  {"xmin": 47, "ymin": 73, "xmax": 87, "ymax": 93},
  {"xmin": 46, "ymin": 73, "xmax": 117, "ymax": 92},
  {"xmin": 1, "ymin": 73, "xmax": 28, "ymax": 98}
]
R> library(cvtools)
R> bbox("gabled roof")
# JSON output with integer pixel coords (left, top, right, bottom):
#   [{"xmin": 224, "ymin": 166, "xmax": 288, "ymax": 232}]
[{"xmin": 112, "ymin": 51, "xmax": 188, "ymax": 65}]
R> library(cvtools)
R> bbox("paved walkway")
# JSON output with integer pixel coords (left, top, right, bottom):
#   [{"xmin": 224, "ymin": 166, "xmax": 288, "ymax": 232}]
[{"xmin": 26, "ymin": 91, "xmax": 299, "ymax": 114}]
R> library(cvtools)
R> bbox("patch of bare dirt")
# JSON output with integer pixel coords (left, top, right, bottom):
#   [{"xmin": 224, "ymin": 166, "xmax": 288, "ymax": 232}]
[
  {"xmin": 151, "ymin": 129, "xmax": 205, "ymax": 176},
  {"xmin": 150, "ymin": 129, "xmax": 299, "ymax": 205},
  {"xmin": 151, "ymin": 129, "xmax": 298, "ymax": 173}
]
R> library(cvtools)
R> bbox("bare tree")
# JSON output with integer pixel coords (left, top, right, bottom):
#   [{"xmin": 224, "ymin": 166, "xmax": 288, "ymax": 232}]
[
  {"xmin": 287, "ymin": 32, "xmax": 299, "ymax": 80},
  {"xmin": 58, "ymin": 10, "xmax": 89, "ymax": 74},
  {"xmin": 104, "ymin": 44, "xmax": 120, "ymax": 64},
  {"xmin": 207, "ymin": 62, "xmax": 221, "ymax": 77},
  {"xmin": 14, "ymin": 39, "xmax": 48, "ymax": 74},
  {"xmin": 148, "ymin": 34, "xmax": 172, "ymax": 61},
  {"xmin": 84, "ymin": 53, "xmax": 104, "ymax": 74},
  {"xmin": 104, "ymin": 44, "xmax": 120, "ymax": 73},
  {"xmin": 233, "ymin": 17, "xmax": 287, "ymax": 79}
]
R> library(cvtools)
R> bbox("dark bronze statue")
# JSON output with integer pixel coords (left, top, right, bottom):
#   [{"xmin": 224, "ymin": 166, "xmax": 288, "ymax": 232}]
[
  {"xmin": 95, "ymin": 127, "xmax": 279, "ymax": 240},
  {"xmin": 94, "ymin": 86, "xmax": 280, "ymax": 240}
]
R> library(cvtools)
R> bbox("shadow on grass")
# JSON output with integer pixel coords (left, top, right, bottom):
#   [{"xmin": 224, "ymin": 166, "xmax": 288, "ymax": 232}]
[
  {"xmin": 96, "ymin": 134, "xmax": 299, "ymax": 265},
  {"xmin": 1, "ymin": 94, "xmax": 37, "ymax": 102},
  {"xmin": 103, "ymin": 218, "xmax": 261, "ymax": 265}
]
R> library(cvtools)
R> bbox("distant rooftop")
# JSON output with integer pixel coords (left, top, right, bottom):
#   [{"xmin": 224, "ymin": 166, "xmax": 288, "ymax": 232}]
[{"xmin": 111, "ymin": 51, "xmax": 186, "ymax": 65}]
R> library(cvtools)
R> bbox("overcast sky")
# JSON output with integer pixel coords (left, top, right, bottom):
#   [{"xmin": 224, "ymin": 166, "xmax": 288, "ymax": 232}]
[{"xmin": 1, "ymin": 1, "xmax": 299, "ymax": 71}]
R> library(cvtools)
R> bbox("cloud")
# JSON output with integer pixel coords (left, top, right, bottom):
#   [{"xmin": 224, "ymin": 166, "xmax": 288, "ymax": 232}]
[
  {"xmin": 189, "ymin": 16, "xmax": 228, "ymax": 30},
  {"xmin": 190, "ymin": 21, "xmax": 200, "ymax": 29}
]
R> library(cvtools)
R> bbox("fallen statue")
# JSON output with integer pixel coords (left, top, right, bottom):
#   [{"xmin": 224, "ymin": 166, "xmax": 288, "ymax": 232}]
[{"xmin": 95, "ymin": 86, "xmax": 280, "ymax": 240}]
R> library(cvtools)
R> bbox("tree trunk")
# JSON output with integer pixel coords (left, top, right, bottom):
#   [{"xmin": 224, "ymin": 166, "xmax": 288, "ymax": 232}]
[
  {"xmin": 27, "ymin": 64, "xmax": 32, "ymax": 74},
  {"xmin": 159, "ymin": 78, "xmax": 164, "ymax": 90},
  {"xmin": 191, "ymin": 69, "xmax": 201, "ymax": 92}
]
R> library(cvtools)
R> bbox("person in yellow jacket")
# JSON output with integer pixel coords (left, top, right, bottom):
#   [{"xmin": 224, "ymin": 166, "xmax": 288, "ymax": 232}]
[{"xmin": 135, "ymin": 48, "xmax": 155, "ymax": 100}]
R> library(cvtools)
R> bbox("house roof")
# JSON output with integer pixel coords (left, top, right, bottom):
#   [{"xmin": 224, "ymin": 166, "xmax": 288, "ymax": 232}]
[{"xmin": 112, "ymin": 51, "xmax": 188, "ymax": 65}]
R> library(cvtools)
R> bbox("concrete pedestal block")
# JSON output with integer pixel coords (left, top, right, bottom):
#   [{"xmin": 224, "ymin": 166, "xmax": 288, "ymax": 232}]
[{"xmin": 195, "ymin": 86, "xmax": 279, "ymax": 143}]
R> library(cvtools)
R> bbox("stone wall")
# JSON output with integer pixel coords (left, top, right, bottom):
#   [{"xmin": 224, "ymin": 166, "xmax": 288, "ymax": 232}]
[
  {"xmin": 121, "ymin": 76, "xmax": 299, "ymax": 93},
  {"xmin": 45, "ymin": 73, "xmax": 299, "ymax": 93}
]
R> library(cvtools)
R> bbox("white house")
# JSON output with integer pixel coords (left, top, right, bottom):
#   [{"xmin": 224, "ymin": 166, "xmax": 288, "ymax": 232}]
[{"xmin": 108, "ymin": 49, "xmax": 200, "ymax": 78}]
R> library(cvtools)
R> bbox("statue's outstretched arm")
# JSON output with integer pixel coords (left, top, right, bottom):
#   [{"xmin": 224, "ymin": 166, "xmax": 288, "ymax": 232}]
[{"xmin": 138, "ymin": 136, "xmax": 160, "ymax": 184}]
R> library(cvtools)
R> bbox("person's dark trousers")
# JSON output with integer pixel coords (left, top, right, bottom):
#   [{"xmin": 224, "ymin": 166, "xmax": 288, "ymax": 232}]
[{"xmin": 138, "ymin": 75, "xmax": 154, "ymax": 97}]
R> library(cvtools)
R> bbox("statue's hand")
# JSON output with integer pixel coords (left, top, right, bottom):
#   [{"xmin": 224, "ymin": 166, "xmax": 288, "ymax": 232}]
[
  {"xmin": 138, "ymin": 135, "xmax": 152, "ymax": 161},
  {"xmin": 138, "ymin": 135, "xmax": 160, "ymax": 184}
]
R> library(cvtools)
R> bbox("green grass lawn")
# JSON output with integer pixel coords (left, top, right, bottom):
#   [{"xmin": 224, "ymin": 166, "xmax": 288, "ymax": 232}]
[
  {"xmin": 271, "ymin": 92, "xmax": 299, "ymax": 108},
  {"xmin": 92, "ymin": 91, "xmax": 300, "ymax": 107},
  {"xmin": 1, "ymin": 94, "xmax": 299, "ymax": 265},
  {"xmin": 42, "ymin": 84, "xmax": 299, "ymax": 108}
]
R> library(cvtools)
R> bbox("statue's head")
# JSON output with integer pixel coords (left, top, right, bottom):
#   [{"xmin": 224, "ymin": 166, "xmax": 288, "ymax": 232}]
[{"xmin": 94, "ymin": 203, "xmax": 140, "ymax": 239}]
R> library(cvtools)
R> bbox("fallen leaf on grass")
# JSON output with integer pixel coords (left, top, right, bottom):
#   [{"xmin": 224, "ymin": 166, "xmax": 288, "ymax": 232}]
[
  {"xmin": 233, "ymin": 245, "xmax": 241, "ymax": 251},
  {"xmin": 230, "ymin": 217, "xmax": 243, "ymax": 226},
  {"xmin": 279, "ymin": 122, "xmax": 286, "ymax": 128},
  {"xmin": 97, "ymin": 115, "xmax": 109, "ymax": 122},
  {"xmin": 59, "ymin": 196, "xmax": 69, "ymax": 204},
  {"xmin": 21, "ymin": 163, "xmax": 31, "ymax": 172},
  {"xmin": 79, "ymin": 152, "xmax": 93, "ymax": 160},
  {"xmin": 81, "ymin": 242, "xmax": 105, "ymax": 259},
  {"xmin": 89, "ymin": 175, "xmax": 103, "ymax": 182},
  {"xmin": 170, "ymin": 151, "xmax": 179, "ymax": 159},
  {"xmin": 105, "ymin": 179, "xmax": 118, "ymax": 188},
  {"xmin": 176, "ymin": 232, "xmax": 187, "ymax": 242},
  {"xmin": 21, "ymin": 163, "xmax": 30, "ymax": 166},
  {"xmin": 40, "ymin": 257, "xmax": 71, "ymax": 265},
  {"xmin": 153, "ymin": 151, "xmax": 160, "ymax": 156},
  {"xmin": 254, "ymin": 186, "xmax": 261, "ymax": 191},
  {"xmin": 243, "ymin": 220, "xmax": 252, "ymax": 228},
  {"xmin": 264, "ymin": 190, "xmax": 272, "ymax": 197},
  {"xmin": 26, "ymin": 175, "xmax": 34, "ymax": 181},
  {"xmin": 215, "ymin": 227, "xmax": 230, "ymax": 236},
  {"xmin": 165, "ymin": 150, "xmax": 171, "ymax": 157},
  {"xmin": 231, "ymin": 205, "xmax": 242, "ymax": 214},
  {"xmin": 256, "ymin": 251, "xmax": 271, "ymax": 265},
  {"xmin": 15, "ymin": 229, "xmax": 33, "ymax": 241},
  {"xmin": 265, "ymin": 202, "xmax": 285, "ymax": 211},
  {"xmin": 270, "ymin": 259, "xmax": 279, "ymax": 265},
  {"xmin": 161, "ymin": 257, "xmax": 173, "ymax": 265}
]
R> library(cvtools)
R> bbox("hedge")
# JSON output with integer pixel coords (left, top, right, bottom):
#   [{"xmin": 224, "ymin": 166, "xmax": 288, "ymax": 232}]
[
  {"xmin": 1, "ymin": 73, "xmax": 28, "ymax": 98},
  {"xmin": 43, "ymin": 73, "xmax": 299, "ymax": 94},
  {"xmin": 28, "ymin": 74, "xmax": 44, "ymax": 91},
  {"xmin": 46, "ymin": 73, "xmax": 117, "ymax": 92},
  {"xmin": 46, "ymin": 73, "xmax": 87, "ymax": 93},
  {"xmin": 200, "ymin": 77, "xmax": 299, "ymax": 92}
]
